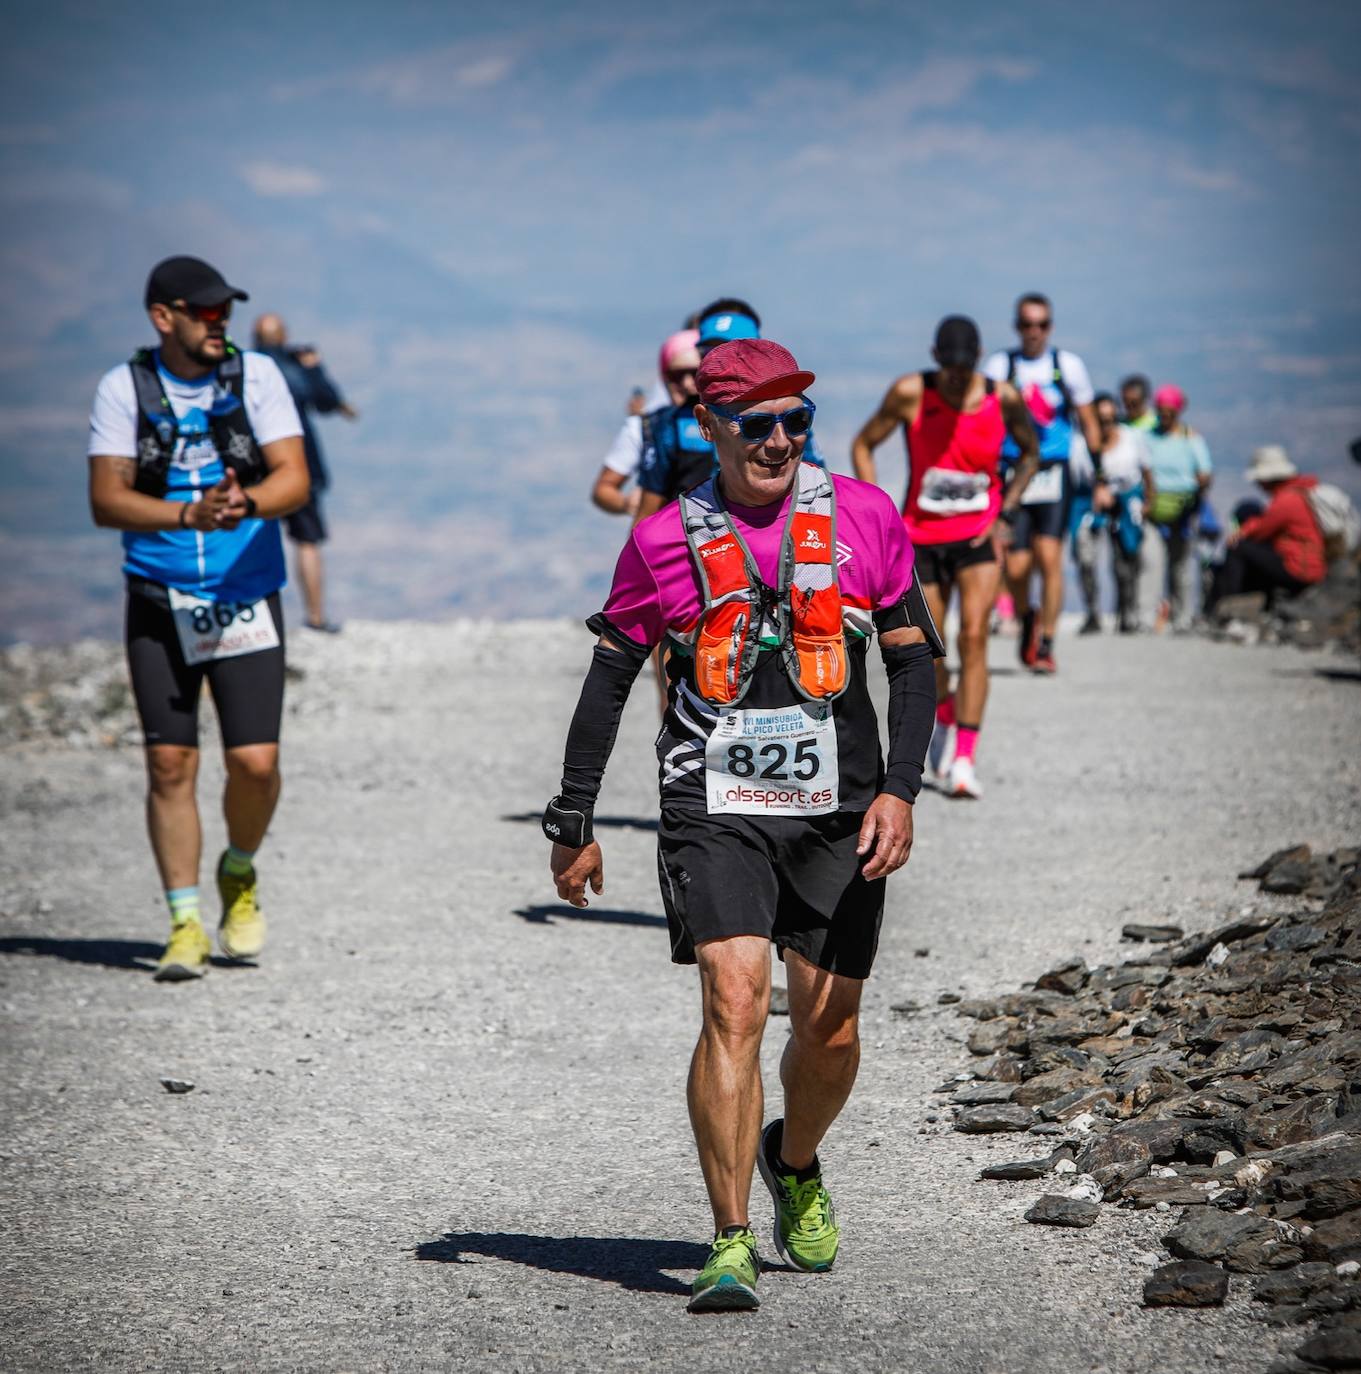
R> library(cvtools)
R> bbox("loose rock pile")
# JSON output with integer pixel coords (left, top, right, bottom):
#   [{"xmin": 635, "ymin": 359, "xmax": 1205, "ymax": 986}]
[
  {"xmin": 0, "ymin": 640, "xmax": 136, "ymax": 747},
  {"xmin": 942, "ymin": 843, "xmax": 1361, "ymax": 1373},
  {"xmin": 1211, "ymin": 559, "xmax": 1360, "ymax": 654}
]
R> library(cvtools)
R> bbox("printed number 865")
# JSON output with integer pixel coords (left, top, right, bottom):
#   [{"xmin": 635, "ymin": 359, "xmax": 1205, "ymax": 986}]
[{"xmin": 189, "ymin": 601, "xmax": 255, "ymax": 634}]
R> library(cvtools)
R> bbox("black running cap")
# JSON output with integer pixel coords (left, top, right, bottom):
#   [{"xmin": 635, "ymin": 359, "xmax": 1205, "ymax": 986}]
[
  {"xmin": 144, "ymin": 256, "xmax": 249, "ymax": 309},
  {"xmin": 934, "ymin": 315, "xmax": 981, "ymax": 368}
]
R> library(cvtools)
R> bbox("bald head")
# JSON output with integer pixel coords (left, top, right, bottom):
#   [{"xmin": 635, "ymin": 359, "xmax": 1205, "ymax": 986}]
[{"xmin": 253, "ymin": 313, "xmax": 287, "ymax": 349}]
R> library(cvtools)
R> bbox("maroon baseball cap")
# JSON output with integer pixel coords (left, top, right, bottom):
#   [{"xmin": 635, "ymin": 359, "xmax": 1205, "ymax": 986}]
[{"xmin": 696, "ymin": 339, "xmax": 815, "ymax": 407}]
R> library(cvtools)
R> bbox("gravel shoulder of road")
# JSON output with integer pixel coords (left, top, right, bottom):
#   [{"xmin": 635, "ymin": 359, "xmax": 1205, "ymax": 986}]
[{"xmin": 2, "ymin": 621, "xmax": 1359, "ymax": 1372}]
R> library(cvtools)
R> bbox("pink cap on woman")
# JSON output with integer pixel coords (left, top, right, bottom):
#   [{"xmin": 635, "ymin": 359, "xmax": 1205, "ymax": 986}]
[
  {"xmin": 658, "ymin": 329, "xmax": 701, "ymax": 379},
  {"xmin": 1154, "ymin": 383, "xmax": 1186, "ymax": 411}
]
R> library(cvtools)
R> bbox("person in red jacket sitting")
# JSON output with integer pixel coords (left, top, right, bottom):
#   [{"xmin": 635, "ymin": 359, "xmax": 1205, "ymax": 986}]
[{"xmin": 1206, "ymin": 445, "xmax": 1326, "ymax": 614}]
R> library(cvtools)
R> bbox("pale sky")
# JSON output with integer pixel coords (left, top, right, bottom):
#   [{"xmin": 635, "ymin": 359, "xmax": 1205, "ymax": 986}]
[{"xmin": 2, "ymin": 0, "xmax": 1358, "ymax": 641}]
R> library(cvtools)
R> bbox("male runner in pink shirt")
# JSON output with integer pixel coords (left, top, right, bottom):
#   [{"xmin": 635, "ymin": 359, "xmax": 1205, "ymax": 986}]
[{"xmin": 541, "ymin": 339, "xmax": 942, "ymax": 1313}]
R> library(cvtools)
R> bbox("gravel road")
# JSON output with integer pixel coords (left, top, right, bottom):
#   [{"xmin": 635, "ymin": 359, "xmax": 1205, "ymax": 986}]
[{"xmin": 2, "ymin": 622, "xmax": 1358, "ymax": 1372}]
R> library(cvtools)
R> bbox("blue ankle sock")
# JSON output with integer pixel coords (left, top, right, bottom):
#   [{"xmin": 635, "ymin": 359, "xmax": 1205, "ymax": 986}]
[
  {"xmin": 222, "ymin": 845, "xmax": 256, "ymax": 877},
  {"xmin": 166, "ymin": 886, "xmax": 201, "ymax": 927}
]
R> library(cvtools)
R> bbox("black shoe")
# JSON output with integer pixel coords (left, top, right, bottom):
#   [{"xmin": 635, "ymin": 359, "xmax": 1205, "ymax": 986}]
[
  {"xmin": 1079, "ymin": 614, "xmax": 1102, "ymax": 636},
  {"xmin": 1019, "ymin": 610, "xmax": 1038, "ymax": 668}
]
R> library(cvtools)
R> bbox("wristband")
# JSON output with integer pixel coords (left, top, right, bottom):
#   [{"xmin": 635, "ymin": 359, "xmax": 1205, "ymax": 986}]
[
  {"xmin": 178, "ymin": 501, "xmax": 191, "ymax": 528},
  {"xmin": 542, "ymin": 795, "xmax": 592, "ymax": 848},
  {"xmin": 243, "ymin": 495, "xmax": 258, "ymax": 519},
  {"xmin": 999, "ymin": 507, "xmax": 1018, "ymax": 526}
]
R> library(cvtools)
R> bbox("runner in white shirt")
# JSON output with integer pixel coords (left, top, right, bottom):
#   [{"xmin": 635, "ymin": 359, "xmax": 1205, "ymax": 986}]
[
  {"xmin": 1071, "ymin": 393, "xmax": 1153, "ymax": 634},
  {"xmin": 87, "ymin": 256, "xmax": 308, "ymax": 983},
  {"xmin": 982, "ymin": 293, "xmax": 1102, "ymax": 674},
  {"xmin": 591, "ymin": 338, "xmax": 697, "ymax": 515}
]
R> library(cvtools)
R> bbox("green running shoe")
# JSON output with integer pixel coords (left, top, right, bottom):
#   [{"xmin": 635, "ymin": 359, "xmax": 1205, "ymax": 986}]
[
  {"xmin": 688, "ymin": 1226, "xmax": 761, "ymax": 1313},
  {"xmin": 216, "ymin": 851, "xmax": 266, "ymax": 961},
  {"xmin": 758, "ymin": 1119, "xmax": 840, "ymax": 1272}
]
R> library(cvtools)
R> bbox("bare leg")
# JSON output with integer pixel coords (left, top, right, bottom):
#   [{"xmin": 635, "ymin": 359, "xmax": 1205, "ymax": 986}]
[
  {"xmin": 689, "ymin": 936, "xmax": 770, "ymax": 1230},
  {"xmin": 223, "ymin": 744, "xmax": 281, "ymax": 853},
  {"xmin": 146, "ymin": 745, "xmax": 201, "ymax": 890},
  {"xmin": 1006, "ymin": 547, "xmax": 1034, "ymax": 615},
  {"xmin": 1031, "ymin": 535, "xmax": 1065, "ymax": 639},
  {"xmin": 920, "ymin": 578, "xmax": 951, "ymax": 704},
  {"xmin": 953, "ymin": 558, "xmax": 1001, "ymax": 725},
  {"xmin": 295, "ymin": 542, "xmax": 326, "ymax": 627},
  {"xmin": 778, "ymin": 951, "xmax": 864, "ymax": 1168}
]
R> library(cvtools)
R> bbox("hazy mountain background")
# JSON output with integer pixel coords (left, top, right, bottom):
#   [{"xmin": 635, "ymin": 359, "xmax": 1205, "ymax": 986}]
[{"xmin": 2, "ymin": 0, "xmax": 1358, "ymax": 643}]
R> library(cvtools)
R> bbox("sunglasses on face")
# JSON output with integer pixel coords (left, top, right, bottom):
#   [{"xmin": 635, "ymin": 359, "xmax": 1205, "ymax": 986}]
[
  {"xmin": 1017, "ymin": 317, "xmax": 1052, "ymax": 331},
  {"xmin": 708, "ymin": 400, "xmax": 816, "ymax": 443},
  {"xmin": 666, "ymin": 367, "xmax": 698, "ymax": 383},
  {"xmin": 171, "ymin": 300, "xmax": 233, "ymax": 324}
]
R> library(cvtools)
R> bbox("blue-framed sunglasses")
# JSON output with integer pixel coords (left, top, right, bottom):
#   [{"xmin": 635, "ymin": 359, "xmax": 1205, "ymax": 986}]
[{"xmin": 707, "ymin": 399, "xmax": 816, "ymax": 444}]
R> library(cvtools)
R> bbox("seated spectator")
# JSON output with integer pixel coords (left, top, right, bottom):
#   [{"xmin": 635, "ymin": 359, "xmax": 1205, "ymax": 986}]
[{"xmin": 1205, "ymin": 445, "xmax": 1326, "ymax": 615}]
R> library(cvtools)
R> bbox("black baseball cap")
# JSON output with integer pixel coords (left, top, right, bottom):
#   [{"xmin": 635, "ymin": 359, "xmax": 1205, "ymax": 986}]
[
  {"xmin": 934, "ymin": 315, "xmax": 981, "ymax": 368},
  {"xmin": 144, "ymin": 256, "xmax": 249, "ymax": 310}
]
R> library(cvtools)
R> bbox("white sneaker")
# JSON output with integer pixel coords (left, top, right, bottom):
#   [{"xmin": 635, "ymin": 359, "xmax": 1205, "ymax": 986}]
[
  {"xmin": 947, "ymin": 756, "xmax": 984, "ymax": 799},
  {"xmin": 928, "ymin": 720, "xmax": 953, "ymax": 782}
]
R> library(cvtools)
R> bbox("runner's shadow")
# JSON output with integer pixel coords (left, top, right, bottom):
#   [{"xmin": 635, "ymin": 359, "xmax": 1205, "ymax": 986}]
[
  {"xmin": 1315, "ymin": 666, "xmax": 1361, "ymax": 684},
  {"xmin": 0, "ymin": 936, "xmax": 162, "ymax": 971},
  {"xmin": 414, "ymin": 1231, "xmax": 705, "ymax": 1296},
  {"xmin": 501, "ymin": 812, "xmax": 659, "ymax": 833},
  {"xmin": 0, "ymin": 936, "xmax": 254, "ymax": 974},
  {"xmin": 514, "ymin": 905, "xmax": 667, "ymax": 929}
]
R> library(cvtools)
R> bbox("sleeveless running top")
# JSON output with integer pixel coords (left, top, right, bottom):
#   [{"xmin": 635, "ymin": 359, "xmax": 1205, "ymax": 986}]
[{"xmin": 903, "ymin": 373, "xmax": 1006, "ymax": 545}]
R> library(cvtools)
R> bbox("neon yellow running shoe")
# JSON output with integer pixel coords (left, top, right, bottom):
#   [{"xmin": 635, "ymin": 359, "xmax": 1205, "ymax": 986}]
[
  {"xmin": 758, "ymin": 1119, "xmax": 841, "ymax": 1272},
  {"xmin": 688, "ymin": 1227, "xmax": 761, "ymax": 1313},
  {"xmin": 154, "ymin": 919, "xmax": 212, "ymax": 982},
  {"xmin": 216, "ymin": 852, "xmax": 266, "ymax": 960}
]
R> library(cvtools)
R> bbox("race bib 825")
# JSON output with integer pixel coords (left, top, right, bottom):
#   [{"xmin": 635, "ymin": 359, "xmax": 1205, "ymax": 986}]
[{"xmin": 704, "ymin": 702, "xmax": 838, "ymax": 817}]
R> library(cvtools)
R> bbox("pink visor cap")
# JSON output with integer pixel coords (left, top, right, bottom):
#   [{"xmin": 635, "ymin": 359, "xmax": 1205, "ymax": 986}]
[
  {"xmin": 1154, "ymin": 383, "xmax": 1187, "ymax": 411},
  {"xmin": 696, "ymin": 339, "xmax": 815, "ymax": 407},
  {"xmin": 658, "ymin": 329, "xmax": 700, "ymax": 378}
]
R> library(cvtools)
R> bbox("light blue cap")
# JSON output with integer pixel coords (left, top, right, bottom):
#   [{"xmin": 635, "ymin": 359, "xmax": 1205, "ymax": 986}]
[{"xmin": 697, "ymin": 310, "xmax": 761, "ymax": 346}]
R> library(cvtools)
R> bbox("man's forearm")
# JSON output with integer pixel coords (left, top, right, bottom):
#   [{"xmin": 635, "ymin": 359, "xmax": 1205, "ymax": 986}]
[
  {"xmin": 556, "ymin": 637, "xmax": 648, "ymax": 814},
  {"xmin": 1003, "ymin": 449, "xmax": 1040, "ymax": 510},
  {"xmin": 245, "ymin": 463, "xmax": 309, "ymax": 519},
  {"xmin": 879, "ymin": 640, "xmax": 937, "ymax": 803},
  {"xmin": 92, "ymin": 484, "xmax": 184, "ymax": 533},
  {"xmin": 850, "ymin": 440, "xmax": 877, "ymax": 484}
]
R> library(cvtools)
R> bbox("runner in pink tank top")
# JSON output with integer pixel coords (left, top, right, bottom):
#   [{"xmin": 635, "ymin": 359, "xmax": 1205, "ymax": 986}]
[
  {"xmin": 852, "ymin": 315, "xmax": 1039, "ymax": 800},
  {"xmin": 903, "ymin": 376, "xmax": 1006, "ymax": 545}
]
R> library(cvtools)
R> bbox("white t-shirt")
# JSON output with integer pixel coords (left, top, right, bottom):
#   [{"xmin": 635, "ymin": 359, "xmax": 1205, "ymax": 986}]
[
  {"xmin": 603, "ymin": 414, "xmax": 645, "ymax": 477},
  {"xmin": 88, "ymin": 349, "xmax": 302, "ymax": 601},
  {"xmin": 1100, "ymin": 426, "xmax": 1150, "ymax": 491},
  {"xmin": 601, "ymin": 380, "xmax": 674, "ymax": 478},
  {"xmin": 88, "ymin": 349, "xmax": 301, "ymax": 459},
  {"xmin": 982, "ymin": 348, "xmax": 1095, "ymax": 405}
]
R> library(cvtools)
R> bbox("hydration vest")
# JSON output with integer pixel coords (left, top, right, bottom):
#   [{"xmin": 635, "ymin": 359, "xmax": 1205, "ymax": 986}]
[
  {"xmin": 1004, "ymin": 347, "xmax": 1075, "ymax": 463},
  {"xmin": 1005, "ymin": 348, "xmax": 1073, "ymax": 416},
  {"xmin": 641, "ymin": 400, "xmax": 717, "ymax": 502},
  {"xmin": 128, "ymin": 346, "xmax": 267, "ymax": 497},
  {"xmin": 680, "ymin": 462, "xmax": 848, "ymax": 707}
]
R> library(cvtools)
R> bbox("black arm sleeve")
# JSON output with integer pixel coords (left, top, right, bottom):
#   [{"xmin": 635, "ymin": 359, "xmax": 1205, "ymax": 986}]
[
  {"xmin": 872, "ymin": 573, "xmax": 947, "ymax": 657},
  {"xmin": 879, "ymin": 640, "xmax": 937, "ymax": 804},
  {"xmin": 556, "ymin": 617, "xmax": 650, "ymax": 813}
]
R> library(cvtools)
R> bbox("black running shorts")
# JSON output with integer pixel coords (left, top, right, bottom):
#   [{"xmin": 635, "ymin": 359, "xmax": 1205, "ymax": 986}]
[
  {"xmin": 657, "ymin": 806, "xmax": 886, "ymax": 979},
  {"xmin": 913, "ymin": 536, "xmax": 996, "ymax": 586},
  {"xmin": 125, "ymin": 587, "xmax": 286, "ymax": 749},
  {"xmin": 1010, "ymin": 465, "xmax": 1070, "ymax": 550},
  {"xmin": 285, "ymin": 494, "xmax": 327, "ymax": 544}
]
